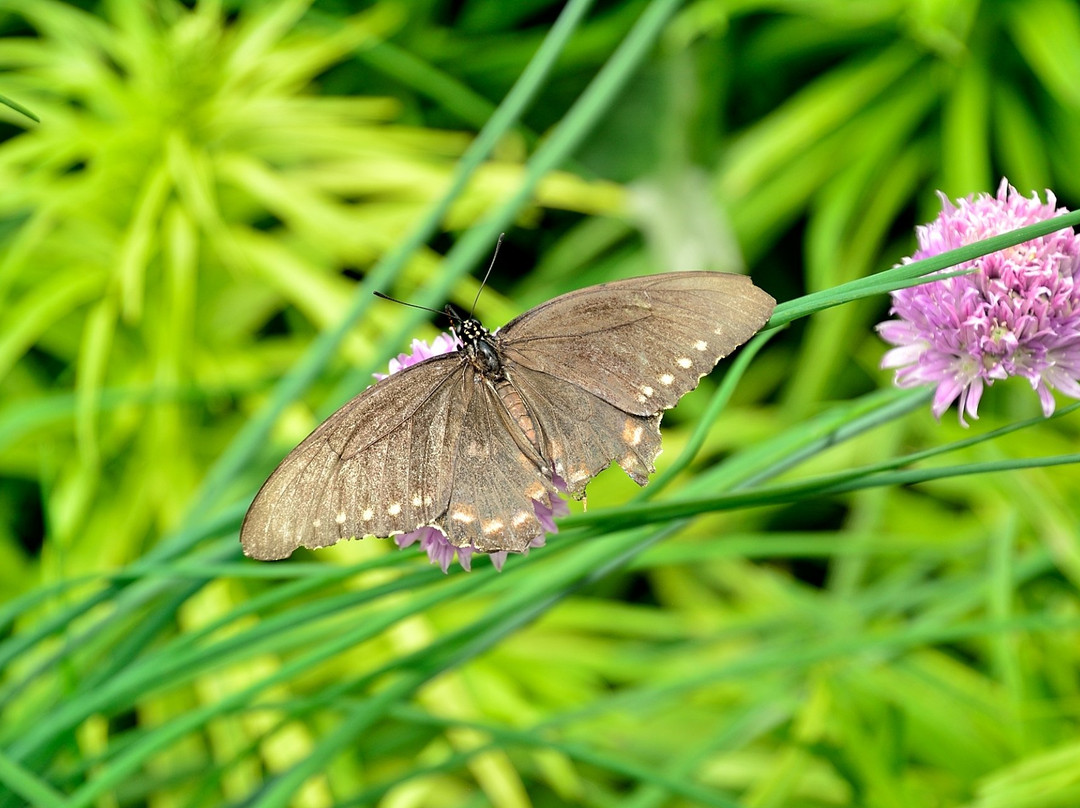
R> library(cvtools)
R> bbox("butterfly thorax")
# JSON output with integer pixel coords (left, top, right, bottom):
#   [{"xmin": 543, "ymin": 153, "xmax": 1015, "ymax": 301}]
[{"xmin": 459, "ymin": 318, "xmax": 503, "ymax": 378}]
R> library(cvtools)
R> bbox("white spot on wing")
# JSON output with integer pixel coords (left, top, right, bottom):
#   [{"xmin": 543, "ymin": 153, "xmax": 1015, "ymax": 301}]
[
  {"xmin": 313, "ymin": 518, "xmax": 322, "ymax": 528},
  {"xmin": 335, "ymin": 512, "xmax": 347, "ymax": 525},
  {"xmin": 388, "ymin": 502, "xmax": 401, "ymax": 516},
  {"xmin": 660, "ymin": 373, "xmax": 675, "ymax": 386},
  {"xmin": 412, "ymin": 495, "xmax": 422, "ymax": 507},
  {"xmin": 694, "ymin": 340, "xmax": 708, "ymax": 351},
  {"xmin": 483, "ymin": 519, "xmax": 505, "ymax": 535},
  {"xmin": 623, "ymin": 420, "xmax": 643, "ymax": 446},
  {"xmin": 451, "ymin": 508, "xmax": 476, "ymax": 524},
  {"xmin": 362, "ymin": 508, "xmax": 374, "ymax": 521},
  {"xmin": 641, "ymin": 385, "xmax": 654, "ymax": 397},
  {"xmin": 570, "ymin": 468, "xmax": 590, "ymax": 484},
  {"xmin": 677, "ymin": 357, "xmax": 692, "ymax": 368},
  {"xmin": 512, "ymin": 511, "xmax": 530, "ymax": 527}
]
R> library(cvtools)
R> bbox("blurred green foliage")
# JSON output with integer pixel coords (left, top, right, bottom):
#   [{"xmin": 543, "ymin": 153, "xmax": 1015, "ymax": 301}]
[{"xmin": 1, "ymin": 0, "xmax": 1079, "ymax": 806}]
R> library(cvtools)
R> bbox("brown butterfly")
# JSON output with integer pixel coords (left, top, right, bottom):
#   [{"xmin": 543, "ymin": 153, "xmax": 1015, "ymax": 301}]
[{"xmin": 241, "ymin": 271, "xmax": 774, "ymax": 560}]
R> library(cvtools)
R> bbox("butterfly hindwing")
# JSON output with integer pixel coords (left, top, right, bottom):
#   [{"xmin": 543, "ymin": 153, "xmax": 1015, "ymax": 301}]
[
  {"xmin": 441, "ymin": 368, "xmax": 560, "ymax": 552},
  {"xmin": 505, "ymin": 361, "xmax": 663, "ymax": 496}
]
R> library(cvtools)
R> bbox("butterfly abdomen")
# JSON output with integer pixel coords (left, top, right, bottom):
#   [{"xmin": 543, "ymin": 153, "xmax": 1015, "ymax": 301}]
[
  {"xmin": 495, "ymin": 378, "xmax": 539, "ymax": 449},
  {"xmin": 464, "ymin": 317, "xmax": 543, "ymax": 453}
]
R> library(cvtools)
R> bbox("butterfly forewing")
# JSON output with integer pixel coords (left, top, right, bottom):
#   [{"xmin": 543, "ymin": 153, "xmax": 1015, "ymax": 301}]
[
  {"xmin": 499, "ymin": 272, "xmax": 775, "ymax": 416},
  {"xmin": 241, "ymin": 355, "xmax": 465, "ymax": 560}
]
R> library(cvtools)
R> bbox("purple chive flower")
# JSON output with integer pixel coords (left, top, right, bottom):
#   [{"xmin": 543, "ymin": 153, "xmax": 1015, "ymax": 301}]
[
  {"xmin": 373, "ymin": 334, "xmax": 462, "ymax": 380},
  {"xmin": 877, "ymin": 179, "xmax": 1080, "ymax": 425},
  {"xmin": 381, "ymin": 332, "xmax": 568, "ymax": 571}
]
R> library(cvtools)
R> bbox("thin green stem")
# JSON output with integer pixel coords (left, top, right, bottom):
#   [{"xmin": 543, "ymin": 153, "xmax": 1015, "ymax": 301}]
[{"xmin": 770, "ymin": 209, "xmax": 1080, "ymax": 326}]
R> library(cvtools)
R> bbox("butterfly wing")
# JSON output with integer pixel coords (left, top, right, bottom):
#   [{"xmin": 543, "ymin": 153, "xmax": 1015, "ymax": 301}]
[
  {"xmin": 504, "ymin": 362, "xmax": 662, "ymax": 497},
  {"xmin": 440, "ymin": 368, "xmax": 560, "ymax": 552},
  {"xmin": 241, "ymin": 355, "xmax": 467, "ymax": 560},
  {"xmin": 499, "ymin": 271, "xmax": 775, "ymax": 416}
]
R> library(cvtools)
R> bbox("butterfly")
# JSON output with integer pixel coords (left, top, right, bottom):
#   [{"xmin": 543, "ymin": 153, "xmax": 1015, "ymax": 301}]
[{"xmin": 241, "ymin": 271, "xmax": 775, "ymax": 560}]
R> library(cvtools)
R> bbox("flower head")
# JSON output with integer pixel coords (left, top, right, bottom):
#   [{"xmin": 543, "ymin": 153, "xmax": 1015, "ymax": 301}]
[
  {"xmin": 380, "ymin": 332, "xmax": 568, "ymax": 571},
  {"xmin": 877, "ymin": 179, "xmax": 1080, "ymax": 425},
  {"xmin": 374, "ymin": 333, "xmax": 462, "ymax": 380}
]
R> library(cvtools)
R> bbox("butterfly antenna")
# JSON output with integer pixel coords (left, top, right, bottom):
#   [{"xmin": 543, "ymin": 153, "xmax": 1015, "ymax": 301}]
[
  {"xmin": 470, "ymin": 233, "xmax": 504, "ymax": 316},
  {"xmin": 373, "ymin": 291, "xmax": 463, "ymax": 324}
]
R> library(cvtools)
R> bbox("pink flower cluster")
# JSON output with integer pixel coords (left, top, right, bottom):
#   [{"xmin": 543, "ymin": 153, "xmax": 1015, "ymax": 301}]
[
  {"xmin": 373, "ymin": 333, "xmax": 462, "ymax": 380},
  {"xmin": 381, "ymin": 334, "xmax": 567, "ymax": 572},
  {"xmin": 878, "ymin": 179, "xmax": 1080, "ymax": 425}
]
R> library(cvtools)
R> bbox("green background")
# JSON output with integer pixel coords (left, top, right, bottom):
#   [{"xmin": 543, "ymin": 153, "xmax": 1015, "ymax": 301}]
[{"xmin": 2, "ymin": 1, "xmax": 1080, "ymax": 806}]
